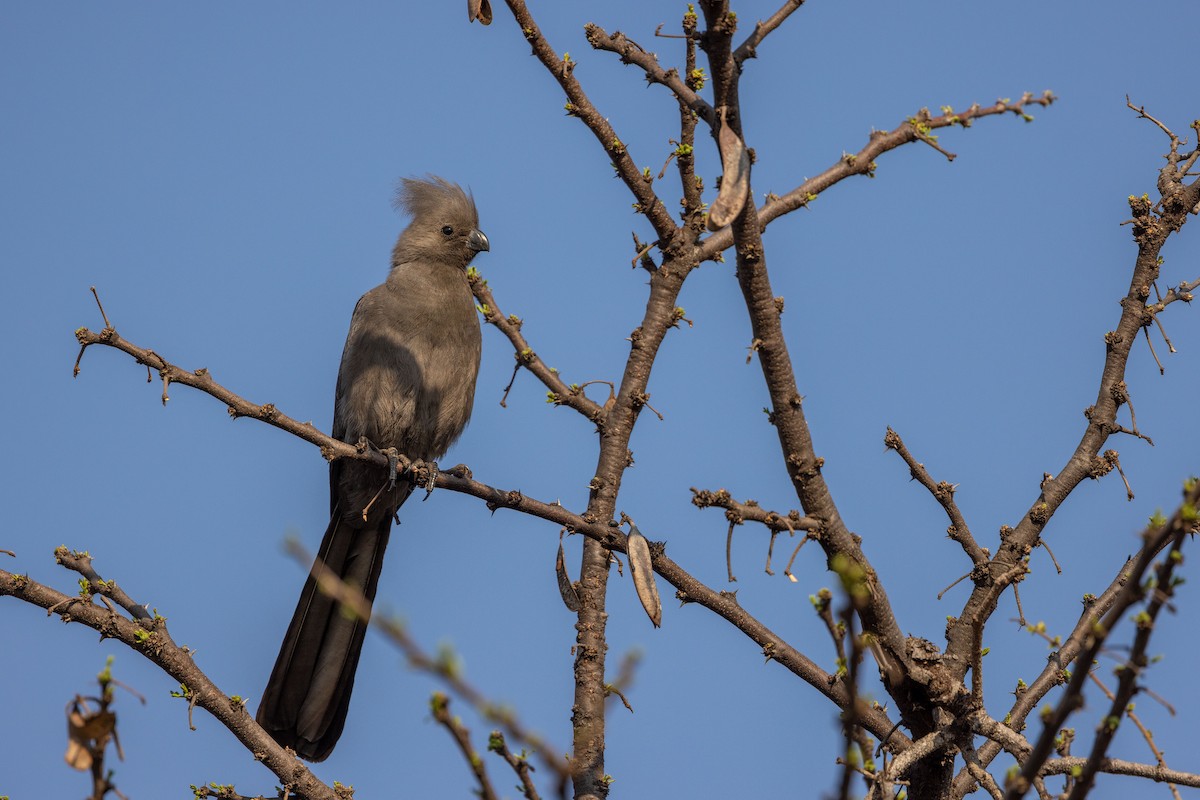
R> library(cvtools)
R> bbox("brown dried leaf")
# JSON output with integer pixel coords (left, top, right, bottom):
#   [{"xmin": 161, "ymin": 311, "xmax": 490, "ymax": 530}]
[
  {"xmin": 627, "ymin": 525, "xmax": 662, "ymax": 627},
  {"xmin": 65, "ymin": 701, "xmax": 115, "ymax": 771}
]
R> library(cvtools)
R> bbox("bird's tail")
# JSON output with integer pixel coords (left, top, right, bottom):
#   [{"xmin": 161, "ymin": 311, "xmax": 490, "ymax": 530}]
[{"xmin": 256, "ymin": 509, "xmax": 391, "ymax": 761}]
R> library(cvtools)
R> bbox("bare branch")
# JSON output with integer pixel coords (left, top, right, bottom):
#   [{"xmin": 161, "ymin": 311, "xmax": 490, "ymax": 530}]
[
  {"xmin": 734, "ymin": 0, "xmax": 808, "ymax": 65},
  {"xmin": 698, "ymin": 93, "xmax": 1059, "ymax": 262},
  {"xmin": 431, "ymin": 693, "xmax": 500, "ymax": 800},
  {"xmin": 55, "ymin": 548, "xmax": 155, "ymax": 622},
  {"xmin": 884, "ymin": 730, "xmax": 955, "ymax": 787},
  {"xmin": 1002, "ymin": 482, "xmax": 1198, "ymax": 799},
  {"xmin": 946, "ymin": 118, "xmax": 1200, "ymax": 683},
  {"xmin": 1126, "ymin": 95, "xmax": 1179, "ymax": 144},
  {"xmin": 1042, "ymin": 758, "xmax": 1200, "ymax": 789},
  {"xmin": 0, "ymin": 554, "xmax": 337, "ymax": 800},
  {"xmin": 502, "ymin": 0, "xmax": 679, "ymax": 243},
  {"xmin": 690, "ymin": 487, "xmax": 822, "ymax": 533},
  {"xmin": 696, "ymin": 0, "xmax": 915, "ymax": 716},
  {"xmin": 488, "ymin": 731, "xmax": 543, "ymax": 800},
  {"xmin": 883, "ymin": 427, "xmax": 987, "ymax": 566},
  {"xmin": 583, "ymin": 23, "xmax": 714, "ymax": 126},
  {"xmin": 469, "ymin": 272, "xmax": 606, "ymax": 422}
]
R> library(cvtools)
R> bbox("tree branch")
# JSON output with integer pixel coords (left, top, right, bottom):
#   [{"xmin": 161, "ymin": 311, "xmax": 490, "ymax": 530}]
[
  {"xmin": 583, "ymin": 23, "xmax": 714, "ymax": 126},
  {"xmin": 696, "ymin": 0, "xmax": 916, "ymax": 726},
  {"xmin": 945, "ymin": 117, "xmax": 1200, "ymax": 680},
  {"xmin": 697, "ymin": 93, "xmax": 1058, "ymax": 262},
  {"xmin": 1042, "ymin": 757, "xmax": 1200, "ymax": 789},
  {"xmin": 950, "ymin": 553, "xmax": 1132, "ymax": 797},
  {"xmin": 71, "ymin": 317, "xmax": 908, "ymax": 755},
  {"xmin": 501, "ymin": 0, "xmax": 679, "ymax": 244},
  {"xmin": 470, "ymin": 272, "xmax": 606, "ymax": 422},
  {"xmin": 430, "ymin": 693, "xmax": 500, "ymax": 800},
  {"xmin": 1, "ymin": 552, "xmax": 337, "ymax": 800},
  {"xmin": 488, "ymin": 731, "xmax": 543, "ymax": 800},
  {"xmin": 733, "ymin": 0, "xmax": 808, "ymax": 66},
  {"xmin": 883, "ymin": 427, "xmax": 988, "ymax": 566},
  {"xmin": 1001, "ymin": 481, "xmax": 1199, "ymax": 799}
]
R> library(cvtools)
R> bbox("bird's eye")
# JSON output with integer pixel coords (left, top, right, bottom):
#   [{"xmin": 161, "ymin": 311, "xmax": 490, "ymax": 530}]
[{"xmin": 441, "ymin": 225, "xmax": 454, "ymax": 236}]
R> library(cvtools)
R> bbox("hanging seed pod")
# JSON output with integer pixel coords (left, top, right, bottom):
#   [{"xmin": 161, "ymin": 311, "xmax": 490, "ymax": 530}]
[
  {"xmin": 468, "ymin": 0, "xmax": 493, "ymax": 25},
  {"xmin": 556, "ymin": 532, "xmax": 581, "ymax": 612},
  {"xmin": 707, "ymin": 106, "xmax": 751, "ymax": 231},
  {"xmin": 627, "ymin": 524, "xmax": 662, "ymax": 627}
]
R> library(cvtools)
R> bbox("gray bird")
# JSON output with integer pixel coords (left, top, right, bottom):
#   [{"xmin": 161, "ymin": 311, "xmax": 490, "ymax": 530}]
[{"xmin": 257, "ymin": 176, "xmax": 489, "ymax": 761}]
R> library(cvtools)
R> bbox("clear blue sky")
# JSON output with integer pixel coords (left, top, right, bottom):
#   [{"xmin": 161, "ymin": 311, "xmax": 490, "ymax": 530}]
[{"xmin": 3, "ymin": 2, "xmax": 1198, "ymax": 798}]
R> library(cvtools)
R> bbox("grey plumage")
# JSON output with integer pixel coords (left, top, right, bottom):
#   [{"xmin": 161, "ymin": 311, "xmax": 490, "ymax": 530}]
[{"xmin": 257, "ymin": 176, "xmax": 488, "ymax": 761}]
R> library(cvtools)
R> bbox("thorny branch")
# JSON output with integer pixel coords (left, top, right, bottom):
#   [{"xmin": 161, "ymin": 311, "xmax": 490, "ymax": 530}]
[
  {"xmin": 697, "ymin": 94, "xmax": 1058, "ymax": 263},
  {"xmin": 1002, "ymin": 481, "xmax": 1199, "ymax": 799},
  {"xmin": 584, "ymin": 24, "xmax": 714, "ymax": 126},
  {"xmin": 694, "ymin": 0, "xmax": 920, "ymax": 766},
  {"xmin": 0, "ymin": 550, "xmax": 340, "ymax": 800},
  {"xmin": 470, "ymin": 273, "xmax": 605, "ymax": 422},
  {"xmin": 430, "ymin": 693, "xmax": 499, "ymax": 800},
  {"xmin": 487, "ymin": 46, "xmax": 1076, "ymax": 797},
  {"xmin": 734, "ymin": 0, "xmax": 808, "ymax": 66},
  {"xmin": 946, "ymin": 101, "xmax": 1200, "ymax": 783},
  {"xmin": 883, "ymin": 427, "xmax": 988, "ymax": 567},
  {"xmin": 690, "ymin": 487, "xmax": 822, "ymax": 577},
  {"xmin": 504, "ymin": 0, "xmax": 677, "ymax": 244},
  {"xmin": 70, "ymin": 320, "xmax": 905, "ymax": 749},
  {"xmin": 489, "ymin": 731, "xmax": 543, "ymax": 800}
]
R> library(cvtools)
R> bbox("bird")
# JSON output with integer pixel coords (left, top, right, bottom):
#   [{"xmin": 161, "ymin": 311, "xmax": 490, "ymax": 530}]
[{"xmin": 257, "ymin": 176, "xmax": 489, "ymax": 761}]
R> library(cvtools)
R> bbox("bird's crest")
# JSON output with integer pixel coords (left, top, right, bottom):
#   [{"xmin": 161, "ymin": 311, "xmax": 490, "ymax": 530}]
[{"xmin": 393, "ymin": 175, "xmax": 478, "ymax": 228}]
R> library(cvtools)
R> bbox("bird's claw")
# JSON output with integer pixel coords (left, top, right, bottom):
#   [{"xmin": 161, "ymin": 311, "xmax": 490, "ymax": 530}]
[
  {"xmin": 420, "ymin": 461, "xmax": 439, "ymax": 499},
  {"xmin": 382, "ymin": 447, "xmax": 401, "ymax": 490}
]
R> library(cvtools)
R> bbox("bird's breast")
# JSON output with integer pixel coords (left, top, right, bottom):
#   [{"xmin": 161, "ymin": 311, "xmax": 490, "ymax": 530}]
[{"xmin": 335, "ymin": 287, "xmax": 481, "ymax": 461}]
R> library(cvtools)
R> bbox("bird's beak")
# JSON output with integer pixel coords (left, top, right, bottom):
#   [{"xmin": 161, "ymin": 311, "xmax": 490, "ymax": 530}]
[{"xmin": 467, "ymin": 229, "xmax": 490, "ymax": 253}]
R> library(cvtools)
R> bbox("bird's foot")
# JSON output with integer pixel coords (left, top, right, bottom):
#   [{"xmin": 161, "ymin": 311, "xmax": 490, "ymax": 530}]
[
  {"xmin": 381, "ymin": 447, "xmax": 403, "ymax": 490},
  {"xmin": 413, "ymin": 460, "xmax": 439, "ymax": 500}
]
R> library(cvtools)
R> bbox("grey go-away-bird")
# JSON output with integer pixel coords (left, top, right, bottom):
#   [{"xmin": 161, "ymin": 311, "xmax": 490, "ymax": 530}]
[{"xmin": 257, "ymin": 176, "xmax": 489, "ymax": 761}]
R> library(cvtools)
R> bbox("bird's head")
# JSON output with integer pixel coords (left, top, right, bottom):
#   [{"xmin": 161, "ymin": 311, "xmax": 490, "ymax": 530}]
[{"xmin": 391, "ymin": 175, "xmax": 489, "ymax": 270}]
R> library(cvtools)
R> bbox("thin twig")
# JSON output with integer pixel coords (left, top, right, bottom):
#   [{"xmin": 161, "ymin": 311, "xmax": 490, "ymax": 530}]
[
  {"xmin": 488, "ymin": 731, "xmax": 543, "ymax": 800},
  {"xmin": 431, "ymin": 693, "xmax": 499, "ymax": 800},
  {"xmin": 733, "ymin": 0, "xmax": 808, "ymax": 65},
  {"xmin": 90, "ymin": 286, "xmax": 112, "ymax": 329},
  {"xmin": 883, "ymin": 427, "xmax": 987, "ymax": 566}
]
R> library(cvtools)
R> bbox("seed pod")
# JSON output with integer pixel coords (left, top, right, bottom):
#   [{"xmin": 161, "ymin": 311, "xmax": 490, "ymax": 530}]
[
  {"xmin": 468, "ymin": 0, "xmax": 493, "ymax": 25},
  {"xmin": 556, "ymin": 534, "xmax": 581, "ymax": 612},
  {"xmin": 707, "ymin": 107, "xmax": 751, "ymax": 231},
  {"xmin": 627, "ymin": 524, "xmax": 662, "ymax": 627}
]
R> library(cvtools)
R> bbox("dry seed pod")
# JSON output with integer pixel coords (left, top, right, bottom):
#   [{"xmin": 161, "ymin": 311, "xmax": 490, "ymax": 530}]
[
  {"xmin": 707, "ymin": 107, "xmax": 751, "ymax": 231},
  {"xmin": 556, "ymin": 534, "xmax": 581, "ymax": 612},
  {"xmin": 627, "ymin": 524, "xmax": 662, "ymax": 627},
  {"xmin": 468, "ymin": 0, "xmax": 493, "ymax": 25}
]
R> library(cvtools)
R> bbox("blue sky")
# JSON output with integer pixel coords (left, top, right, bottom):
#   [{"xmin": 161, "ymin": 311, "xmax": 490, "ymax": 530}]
[{"xmin": 3, "ymin": 2, "xmax": 1198, "ymax": 798}]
